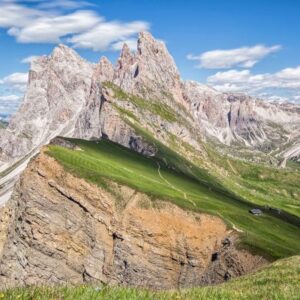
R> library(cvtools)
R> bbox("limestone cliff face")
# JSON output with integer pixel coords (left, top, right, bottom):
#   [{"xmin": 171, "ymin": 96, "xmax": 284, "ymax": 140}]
[{"xmin": 0, "ymin": 151, "xmax": 265, "ymax": 289}]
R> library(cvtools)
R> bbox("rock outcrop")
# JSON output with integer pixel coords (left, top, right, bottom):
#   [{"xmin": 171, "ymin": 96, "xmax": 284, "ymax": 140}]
[
  {"xmin": 0, "ymin": 45, "xmax": 95, "ymax": 163},
  {"xmin": 0, "ymin": 150, "xmax": 266, "ymax": 289}
]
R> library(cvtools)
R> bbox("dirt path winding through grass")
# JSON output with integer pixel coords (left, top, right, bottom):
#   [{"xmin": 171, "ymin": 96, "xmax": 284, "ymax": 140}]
[
  {"xmin": 156, "ymin": 162, "xmax": 196, "ymax": 207},
  {"xmin": 227, "ymin": 159, "xmax": 237, "ymax": 175}
]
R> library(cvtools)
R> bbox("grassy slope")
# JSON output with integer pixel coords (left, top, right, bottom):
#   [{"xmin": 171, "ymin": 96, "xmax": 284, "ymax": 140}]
[
  {"xmin": 204, "ymin": 143, "xmax": 300, "ymax": 218},
  {"xmin": 103, "ymin": 82, "xmax": 300, "ymax": 219},
  {"xmin": 2, "ymin": 255, "xmax": 300, "ymax": 300},
  {"xmin": 47, "ymin": 139, "xmax": 300, "ymax": 259}
]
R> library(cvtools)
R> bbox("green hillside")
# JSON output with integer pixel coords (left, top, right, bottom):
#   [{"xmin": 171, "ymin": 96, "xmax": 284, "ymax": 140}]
[
  {"xmin": 2, "ymin": 255, "xmax": 300, "ymax": 300},
  {"xmin": 103, "ymin": 82, "xmax": 300, "ymax": 219},
  {"xmin": 203, "ymin": 142, "xmax": 300, "ymax": 219},
  {"xmin": 47, "ymin": 138, "xmax": 300, "ymax": 259}
]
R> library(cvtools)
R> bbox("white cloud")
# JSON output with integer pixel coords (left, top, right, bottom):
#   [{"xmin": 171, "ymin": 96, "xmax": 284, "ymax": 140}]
[
  {"xmin": 36, "ymin": 0, "xmax": 93, "ymax": 10},
  {"xmin": 187, "ymin": 45, "xmax": 281, "ymax": 69},
  {"xmin": 8, "ymin": 10, "xmax": 101, "ymax": 43},
  {"xmin": 21, "ymin": 55, "xmax": 40, "ymax": 64},
  {"xmin": 0, "ymin": 2, "xmax": 150, "ymax": 51},
  {"xmin": 293, "ymin": 94, "xmax": 300, "ymax": 100},
  {"xmin": 0, "ymin": 3, "xmax": 44, "ymax": 28},
  {"xmin": 0, "ymin": 72, "xmax": 28, "ymax": 92},
  {"xmin": 207, "ymin": 66, "xmax": 300, "ymax": 102},
  {"xmin": 0, "ymin": 94, "xmax": 21, "ymax": 101},
  {"xmin": 111, "ymin": 38, "xmax": 138, "ymax": 51},
  {"xmin": 208, "ymin": 69, "xmax": 251, "ymax": 83},
  {"xmin": 276, "ymin": 66, "xmax": 300, "ymax": 80},
  {"xmin": 208, "ymin": 66, "xmax": 300, "ymax": 90},
  {"xmin": 0, "ymin": 93, "xmax": 23, "ymax": 120},
  {"xmin": 69, "ymin": 21, "xmax": 149, "ymax": 51}
]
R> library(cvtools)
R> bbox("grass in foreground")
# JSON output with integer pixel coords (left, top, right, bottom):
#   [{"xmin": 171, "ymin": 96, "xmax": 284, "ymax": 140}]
[
  {"xmin": 2, "ymin": 256, "xmax": 300, "ymax": 300},
  {"xmin": 47, "ymin": 138, "xmax": 300, "ymax": 259}
]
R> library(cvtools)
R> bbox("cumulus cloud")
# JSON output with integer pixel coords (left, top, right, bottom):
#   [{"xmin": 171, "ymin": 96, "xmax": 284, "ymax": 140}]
[
  {"xmin": 0, "ymin": 71, "xmax": 28, "ymax": 119},
  {"xmin": 0, "ymin": 94, "xmax": 21, "ymax": 101},
  {"xmin": 111, "ymin": 38, "xmax": 138, "ymax": 51},
  {"xmin": 0, "ymin": 2, "xmax": 150, "ymax": 51},
  {"xmin": 36, "ymin": 0, "xmax": 93, "ymax": 10},
  {"xmin": 293, "ymin": 94, "xmax": 300, "ymax": 100},
  {"xmin": 208, "ymin": 66, "xmax": 300, "ymax": 90},
  {"xmin": 0, "ymin": 3, "xmax": 44, "ymax": 28},
  {"xmin": 207, "ymin": 66, "xmax": 300, "ymax": 102},
  {"xmin": 0, "ymin": 72, "xmax": 29, "ymax": 92},
  {"xmin": 69, "ymin": 21, "xmax": 149, "ymax": 51},
  {"xmin": 8, "ymin": 10, "xmax": 101, "ymax": 43},
  {"xmin": 21, "ymin": 55, "xmax": 40, "ymax": 64},
  {"xmin": 0, "ymin": 94, "xmax": 23, "ymax": 120},
  {"xmin": 187, "ymin": 45, "xmax": 281, "ymax": 69}
]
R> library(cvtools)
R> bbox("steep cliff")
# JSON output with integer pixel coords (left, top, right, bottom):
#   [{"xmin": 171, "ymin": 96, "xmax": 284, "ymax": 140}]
[{"xmin": 0, "ymin": 148, "xmax": 266, "ymax": 289}]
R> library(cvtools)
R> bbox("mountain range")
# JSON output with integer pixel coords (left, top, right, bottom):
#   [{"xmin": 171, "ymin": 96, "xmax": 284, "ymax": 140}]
[{"xmin": 0, "ymin": 32, "xmax": 299, "ymax": 291}]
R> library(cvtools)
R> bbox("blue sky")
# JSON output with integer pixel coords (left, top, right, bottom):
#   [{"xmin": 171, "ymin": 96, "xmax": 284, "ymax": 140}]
[{"xmin": 1, "ymin": 0, "xmax": 300, "ymax": 120}]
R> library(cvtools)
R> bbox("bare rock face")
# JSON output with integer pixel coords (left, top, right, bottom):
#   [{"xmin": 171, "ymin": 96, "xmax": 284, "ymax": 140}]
[
  {"xmin": 0, "ymin": 45, "xmax": 95, "ymax": 163},
  {"xmin": 182, "ymin": 80, "xmax": 300, "ymax": 150},
  {"xmin": 0, "ymin": 151, "xmax": 266, "ymax": 289},
  {"xmin": 114, "ymin": 32, "xmax": 186, "ymax": 109},
  {"xmin": 97, "ymin": 57, "xmax": 114, "ymax": 83}
]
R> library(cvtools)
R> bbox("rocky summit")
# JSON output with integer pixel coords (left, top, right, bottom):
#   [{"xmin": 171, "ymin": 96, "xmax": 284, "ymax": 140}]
[{"xmin": 0, "ymin": 32, "xmax": 299, "ymax": 291}]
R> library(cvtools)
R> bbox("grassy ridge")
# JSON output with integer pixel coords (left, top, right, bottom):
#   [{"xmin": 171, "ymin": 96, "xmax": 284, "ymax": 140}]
[
  {"xmin": 2, "ymin": 256, "xmax": 300, "ymax": 299},
  {"xmin": 47, "ymin": 138, "xmax": 300, "ymax": 259}
]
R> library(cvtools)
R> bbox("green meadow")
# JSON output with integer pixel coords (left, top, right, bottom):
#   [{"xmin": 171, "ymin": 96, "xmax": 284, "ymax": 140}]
[{"xmin": 47, "ymin": 138, "xmax": 300, "ymax": 259}]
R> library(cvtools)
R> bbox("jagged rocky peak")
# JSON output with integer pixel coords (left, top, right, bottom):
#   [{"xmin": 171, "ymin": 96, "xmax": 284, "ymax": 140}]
[
  {"xmin": 119, "ymin": 43, "xmax": 135, "ymax": 66},
  {"xmin": 113, "ymin": 43, "xmax": 136, "ymax": 88},
  {"xmin": 137, "ymin": 31, "xmax": 179, "ymax": 72},
  {"xmin": 0, "ymin": 44, "xmax": 95, "ymax": 163},
  {"xmin": 136, "ymin": 32, "xmax": 183, "ymax": 101},
  {"xmin": 113, "ymin": 32, "xmax": 185, "ymax": 106},
  {"xmin": 50, "ymin": 44, "xmax": 84, "ymax": 62},
  {"xmin": 96, "ymin": 56, "xmax": 114, "ymax": 82}
]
